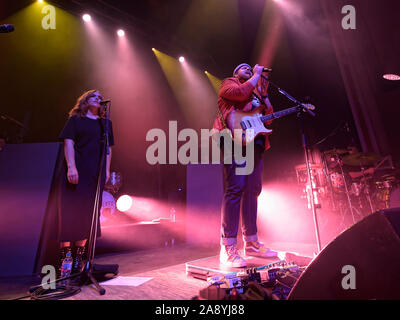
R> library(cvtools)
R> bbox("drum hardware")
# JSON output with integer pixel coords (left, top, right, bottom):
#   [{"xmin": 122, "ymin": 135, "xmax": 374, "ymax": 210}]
[
  {"xmin": 320, "ymin": 154, "xmax": 338, "ymax": 211},
  {"xmin": 374, "ymin": 174, "xmax": 399, "ymax": 209},
  {"xmin": 323, "ymin": 149, "xmax": 350, "ymax": 170},
  {"xmin": 376, "ymin": 176, "xmax": 396, "ymax": 189},
  {"xmin": 350, "ymin": 182, "xmax": 362, "ymax": 197},
  {"xmin": 295, "ymin": 147, "xmax": 400, "ymax": 235},
  {"xmin": 297, "ymin": 138, "xmax": 400, "ymax": 234},
  {"xmin": 327, "ymin": 149, "xmax": 384, "ymax": 219},
  {"xmin": 341, "ymin": 152, "xmax": 381, "ymax": 167},
  {"xmin": 357, "ymin": 166, "xmax": 376, "ymax": 214},
  {"xmin": 330, "ymin": 152, "xmax": 356, "ymax": 224},
  {"xmin": 329, "ymin": 172, "xmax": 346, "ymax": 193},
  {"xmin": 323, "ymin": 148, "xmax": 349, "ymax": 157},
  {"xmin": 295, "ymin": 163, "xmax": 324, "ymax": 210},
  {"xmin": 372, "ymin": 154, "xmax": 395, "ymax": 173}
]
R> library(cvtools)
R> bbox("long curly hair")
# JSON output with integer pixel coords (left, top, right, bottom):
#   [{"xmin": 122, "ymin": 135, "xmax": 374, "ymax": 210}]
[{"xmin": 68, "ymin": 89, "xmax": 105, "ymax": 118}]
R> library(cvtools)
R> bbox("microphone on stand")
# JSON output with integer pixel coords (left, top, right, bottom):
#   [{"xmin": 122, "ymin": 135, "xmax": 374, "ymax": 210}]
[
  {"xmin": 254, "ymin": 67, "xmax": 272, "ymax": 73},
  {"xmin": 100, "ymin": 99, "xmax": 111, "ymax": 105}
]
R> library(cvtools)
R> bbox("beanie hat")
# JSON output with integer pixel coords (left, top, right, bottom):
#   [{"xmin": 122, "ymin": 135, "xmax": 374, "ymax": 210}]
[{"xmin": 233, "ymin": 63, "xmax": 251, "ymax": 76}]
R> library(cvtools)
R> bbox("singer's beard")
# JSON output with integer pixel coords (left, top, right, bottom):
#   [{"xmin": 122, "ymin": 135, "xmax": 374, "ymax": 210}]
[{"xmin": 238, "ymin": 73, "xmax": 252, "ymax": 81}]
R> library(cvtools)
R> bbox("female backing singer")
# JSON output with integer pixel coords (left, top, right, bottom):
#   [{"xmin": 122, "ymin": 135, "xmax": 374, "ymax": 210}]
[{"xmin": 57, "ymin": 89, "xmax": 114, "ymax": 275}]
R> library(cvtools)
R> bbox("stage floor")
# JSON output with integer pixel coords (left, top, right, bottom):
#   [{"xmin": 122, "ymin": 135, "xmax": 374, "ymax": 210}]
[{"xmin": 0, "ymin": 242, "xmax": 315, "ymax": 300}]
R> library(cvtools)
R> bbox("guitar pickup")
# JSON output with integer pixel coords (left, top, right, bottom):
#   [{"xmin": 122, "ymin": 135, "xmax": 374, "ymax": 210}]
[{"xmin": 240, "ymin": 121, "xmax": 247, "ymax": 130}]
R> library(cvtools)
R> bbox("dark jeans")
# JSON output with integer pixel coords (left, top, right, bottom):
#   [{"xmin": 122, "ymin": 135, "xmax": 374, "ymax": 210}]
[{"xmin": 220, "ymin": 142, "xmax": 264, "ymax": 246}]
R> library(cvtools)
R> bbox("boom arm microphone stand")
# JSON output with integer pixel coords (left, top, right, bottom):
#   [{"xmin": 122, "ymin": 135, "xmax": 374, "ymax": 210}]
[
  {"xmin": 263, "ymin": 75, "xmax": 322, "ymax": 253},
  {"xmin": 83, "ymin": 100, "xmax": 118, "ymax": 295}
]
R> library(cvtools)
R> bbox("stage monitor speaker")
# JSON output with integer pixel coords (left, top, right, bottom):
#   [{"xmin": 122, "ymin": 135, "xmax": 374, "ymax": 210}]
[
  {"xmin": 0, "ymin": 143, "xmax": 61, "ymax": 277},
  {"xmin": 288, "ymin": 209, "xmax": 400, "ymax": 299}
]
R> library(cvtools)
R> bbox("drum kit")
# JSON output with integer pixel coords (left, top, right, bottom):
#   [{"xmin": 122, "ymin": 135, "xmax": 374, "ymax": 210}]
[{"xmin": 295, "ymin": 147, "xmax": 400, "ymax": 230}]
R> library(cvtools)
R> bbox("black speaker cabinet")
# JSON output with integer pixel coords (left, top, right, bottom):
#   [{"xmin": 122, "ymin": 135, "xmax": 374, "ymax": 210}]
[{"xmin": 288, "ymin": 209, "xmax": 400, "ymax": 299}]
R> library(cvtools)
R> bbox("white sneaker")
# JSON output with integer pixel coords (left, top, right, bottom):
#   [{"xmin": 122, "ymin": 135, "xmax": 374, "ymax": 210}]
[
  {"xmin": 219, "ymin": 244, "xmax": 247, "ymax": 268},
  {"xmin": 244, "ymin": 241, "xmax": 278, "ymax": 258}
]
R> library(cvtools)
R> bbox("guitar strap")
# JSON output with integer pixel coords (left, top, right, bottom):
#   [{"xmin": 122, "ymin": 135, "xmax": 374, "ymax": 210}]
[
  {"xmin": 217, "ymin": 92, "xmax": 267, "ymax": 129},
  {"xmin": 251, "ymin": 92, "xmax": 268, "ymax": 110},
  {"xmin": 217, "ymin": 107, "xmax": 228, "ymax": 129}
]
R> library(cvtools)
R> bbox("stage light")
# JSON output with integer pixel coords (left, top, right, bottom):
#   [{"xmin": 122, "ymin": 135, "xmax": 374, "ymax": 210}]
[
  {"xmin": 179, "ymin": 56, "xmax": 185, "ymax": 63},
  {"xmin": 38, "ymin": 0, "xmax": 44, "ymax": 3},
  {"xmin": 152, "ymin": 48, "xmax": 155, "ymax": 52},
  {"xmin": 383, "ymin": 74, "xmax": 400, "ymax": 81},
  {"xmin": 82, "ymin": 14, "xmax": 91, "ymax": 22},
  {"xmin": 116, "ymin": 195, "xmax": 133, "ymax": 212},
  {"xmin": 117, "ymin": 29, "xmax": 125, "ymax": 37}
]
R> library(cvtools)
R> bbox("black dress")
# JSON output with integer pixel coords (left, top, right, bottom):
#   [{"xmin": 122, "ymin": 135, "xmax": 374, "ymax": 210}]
[{"xmin": 57, "ymin": 115, "xmax": 114, "ymax": 241}]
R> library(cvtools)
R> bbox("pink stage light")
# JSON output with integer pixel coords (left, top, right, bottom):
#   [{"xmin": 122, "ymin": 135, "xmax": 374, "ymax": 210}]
[
  {"xmin": 116, "ymin": 195, "xmax": 133, "ymax": 212},
  {"xmin": 117, "ymin": 29, "xmax": 125, "ymax": 37},
  {"xmin": 383, "ymin": 74, "xmax": 400, "ymax": 81},
  {"xmin": 179, "ymin": 56, "xmax": 185, "ymax": 63},
  {"xmin": 82, "ymin": 14, "xmax": 91, "ymax": 22}
]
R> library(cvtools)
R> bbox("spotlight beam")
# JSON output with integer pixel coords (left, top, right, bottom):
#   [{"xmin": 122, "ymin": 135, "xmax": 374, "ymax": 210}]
[{"xmin": 82, "ymin": 13, "xmax": 91, "ymax": 22}]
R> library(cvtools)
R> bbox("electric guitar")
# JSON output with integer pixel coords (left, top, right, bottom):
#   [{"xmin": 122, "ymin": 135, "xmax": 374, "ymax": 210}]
[{"xmin": 225, "ymin": 104, "xmax": 315, "ymax": 146}]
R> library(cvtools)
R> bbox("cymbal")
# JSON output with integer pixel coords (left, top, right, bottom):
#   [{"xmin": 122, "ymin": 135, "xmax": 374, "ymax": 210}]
[
  {"xmin": 374, "ymin": 168, "xmax": 400, "ymax": 179},
  {"xmin": 342, "ymin": 152, "xmax": 381, "ymax": 166},
  {"xmin": 323, "ymin": 149, "xmax": 349, "ymax": 157},
  {"xmin": 295, "ymin": 163, "xmax": 324, "ymax": 171}
]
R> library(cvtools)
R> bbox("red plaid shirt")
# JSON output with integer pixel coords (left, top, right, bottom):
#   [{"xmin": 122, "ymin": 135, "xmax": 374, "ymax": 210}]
[{"xmin": 212, "ymin": 76, "xmax": 274, "ymax": 150}]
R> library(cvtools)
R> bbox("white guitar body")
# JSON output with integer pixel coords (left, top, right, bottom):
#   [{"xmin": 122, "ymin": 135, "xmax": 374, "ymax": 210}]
[{"xmin": 238, "ymin": 113, "xmax": 273, "ymax": 145}]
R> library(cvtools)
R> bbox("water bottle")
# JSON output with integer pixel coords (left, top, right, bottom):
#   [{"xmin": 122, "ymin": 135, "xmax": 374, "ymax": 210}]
[{"xmin": 60, "ymin": 252, "xmax": 73, "ymax": 286}]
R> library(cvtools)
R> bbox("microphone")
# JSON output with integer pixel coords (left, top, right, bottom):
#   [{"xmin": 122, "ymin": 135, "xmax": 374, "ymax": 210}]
[
  {"xmin": 100, "ymin": 99, "xmax": 111, "ymax": 105},
  {"xmin": 0, "ymin": 24, "xmax": 14, "ymax": 33},
  {"xmin": 252, "ymin": 67, "xmax": 272, "ymax": 74}
]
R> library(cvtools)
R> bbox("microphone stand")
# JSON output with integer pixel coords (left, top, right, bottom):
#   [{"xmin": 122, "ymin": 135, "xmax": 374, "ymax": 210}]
[
  {"xmin": 82, "ymin": 101, "xmax": 118, "ymax": 295},
  {"xmin": 263, "ymin": 75, "xmax": 322, "ymax": 253}
]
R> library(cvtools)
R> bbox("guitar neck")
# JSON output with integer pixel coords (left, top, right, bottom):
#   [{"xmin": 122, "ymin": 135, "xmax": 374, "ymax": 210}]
[{"xmin": 261, "ymin": 106, "xmax": 300, "ymax": 123}]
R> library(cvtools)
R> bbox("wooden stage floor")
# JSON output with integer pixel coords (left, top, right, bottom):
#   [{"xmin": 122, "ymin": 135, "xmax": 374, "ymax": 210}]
[{"xmin": 0, "ymin": 242, "xmax": 315, "ymax": 300}]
